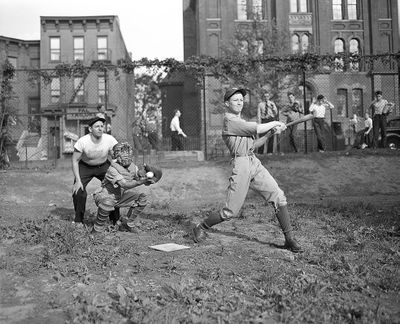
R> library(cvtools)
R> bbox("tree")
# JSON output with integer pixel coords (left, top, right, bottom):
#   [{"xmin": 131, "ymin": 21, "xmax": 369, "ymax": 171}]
[{"xmin": 218, "ymin": 19, "xmax": 303, "ymax": 119}]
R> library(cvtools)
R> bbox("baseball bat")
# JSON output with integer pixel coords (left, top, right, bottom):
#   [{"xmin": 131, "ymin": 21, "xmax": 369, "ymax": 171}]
[{"xmin": 285, "ymin": 114, "xmax": 314, "ymax": 127}]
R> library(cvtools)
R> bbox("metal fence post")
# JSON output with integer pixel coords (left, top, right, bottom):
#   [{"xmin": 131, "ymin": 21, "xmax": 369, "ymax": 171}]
[
  {"xmin": 302, "ymin": 70, "xmax": 308, "ymax": 154},
  {"xmin": 202, "ymin": 73, "xmax": 208, "ymax": 160}
]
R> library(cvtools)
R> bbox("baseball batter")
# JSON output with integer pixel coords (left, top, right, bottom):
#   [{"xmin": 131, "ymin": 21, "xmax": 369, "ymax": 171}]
[
  {"xmin": 92, "ymin": 142, "xmax": 162, "ymax": 233},
  {"xmin": 192, "ymin": 88, "xmax": 303, "ymax": 253}
]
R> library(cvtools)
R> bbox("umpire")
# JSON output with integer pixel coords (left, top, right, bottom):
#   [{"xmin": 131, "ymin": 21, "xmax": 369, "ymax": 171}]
[{"xmin": 71, "ymin": 116, "xmax": 118, "ymax": 225}]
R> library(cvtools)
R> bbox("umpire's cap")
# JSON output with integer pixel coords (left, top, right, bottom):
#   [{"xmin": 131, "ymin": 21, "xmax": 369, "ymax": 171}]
[
  {"xmin": 88, "ymin": 116, "xmax": 106, "ymax": 127},
  {"xmin": 224, "ymin": 88, "xmax": 247, "ymax": 102}
]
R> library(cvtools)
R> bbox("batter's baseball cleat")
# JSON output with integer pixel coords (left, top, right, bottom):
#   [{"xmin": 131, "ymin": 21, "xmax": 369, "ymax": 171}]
[
  {"xmin": 192, "ymin": 224, "xmax": 208, "ymax": 243},
  {"xmin": 284, "ymin": 237, "xmax": 303, "ymax": 253}
]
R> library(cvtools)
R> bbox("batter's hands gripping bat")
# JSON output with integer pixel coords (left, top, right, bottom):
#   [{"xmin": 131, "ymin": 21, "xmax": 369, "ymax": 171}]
[{"xmin": 267, "ymin": 114, "xmax": 314, "ymax": 134}]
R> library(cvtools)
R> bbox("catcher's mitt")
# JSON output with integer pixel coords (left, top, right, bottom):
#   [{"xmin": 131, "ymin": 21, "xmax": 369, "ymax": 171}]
[
  {"xmin": 144, "ymin": 164, "xmax": 162, "ymax": 183},
  {"xmin": 136, "ymin": 164, "xmax": 162, "ymax": 184}
]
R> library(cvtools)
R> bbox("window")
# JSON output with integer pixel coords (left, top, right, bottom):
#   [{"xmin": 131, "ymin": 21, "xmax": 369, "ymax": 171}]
[
  {"xmin": 291, "ymin": 33, "xmax": 309, "ymax": 53},
  {"xmin": 352, "ymin": 89, "xmax": 363, "ymax": 116},
  {"xmin": 334, "ymin": 39, "xmax": 345, "ymax": 71},
  {"xmin": 349, "ymin": 38, "xmax": 360, "ymax": 71},
  {"xmin": 50, "ymin": 37, "xmax": 60, "ymax": 61},
  {"xmin": 298, "ymin": 84, "xmax": 313, "ymax": 114},
  {"xmin": 291, "ymin": 34, "xmax": 300, "ymax": 53},
  {"xmin": 97, "ymin": 36, "xmax": 108, "ymax": 60},
  {"xmin": 238, "ymin": 40, "xmax": 249, "ymax": 55},
  {"xmin": 28, "ymin": 98, "xmax": 41, "ymax": 134},
  {"xmin": 30, "ymin": 58, "xmax": 40, "ymax": 68},
  {"xmin": 252, "ymin": 0, "xmax": 263, "ymax": 19},
  {"xmin": 252, "ymin": 40, "xmax": 264, "ymax": 55},
  {"xmin": 337, "ymin": 88, "xmax": 348, "ymax": 117},
  {"xmin": 347, "ymin": 0, "xmax": 357, "ymax": 19},
  {"xmin": 98, "ymin": 76, "xmax": 106, "ymax": 103},
  {"xmin": 237, "ymin": 0, "xmax": 247, "ymax": 20},
  {"xmin": 290, "ymin": 0, "xmax": 308, "ymax": 13},
  {"xmin": 7, "ymin": 57, "xmax": 17, "ymax": 68},
  {"xmin": 50, "ymin": 78, "xmax": 60, "ymax": 103},
  {"xmin": 73, "ymin": 77, "xmax": 85, "ymax": 103},
  {"xmin": 237, "ymin": 0, "xmax": 265, "ymax": 20},
  {"xmin": 73, "ymin": 37, "xmax": 84, "ymax": 61},
  {"xmin": 332, "ymin": 0, "xmax": 359, "ymax": 20},
  {"xmin": 333, "ymin": 0, "xmax": 343, "ymax": 19},
  {"xmin": 301, "ymin": 34, "xmax": 309, "ymax": 53}
]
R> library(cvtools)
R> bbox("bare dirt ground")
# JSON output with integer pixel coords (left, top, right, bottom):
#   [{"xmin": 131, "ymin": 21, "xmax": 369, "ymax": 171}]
[{"xmin": 0, "ymin": 149, "xmax": 399, "ymax": 323}]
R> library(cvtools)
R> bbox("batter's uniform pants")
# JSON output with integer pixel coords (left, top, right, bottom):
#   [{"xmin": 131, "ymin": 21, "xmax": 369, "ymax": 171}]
[{"xmin": 220, "ymin": 155, "xmax": 287, "ymax": 220}]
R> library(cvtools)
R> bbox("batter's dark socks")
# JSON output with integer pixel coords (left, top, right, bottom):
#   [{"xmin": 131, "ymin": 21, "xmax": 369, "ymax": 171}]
[
  {"xmin": 203, "ymin": 213, "xmax": 224, "ymax": 228},
  {"xmin": 276, "ymin": 205, "xmax": 292, "ymax": 235}
]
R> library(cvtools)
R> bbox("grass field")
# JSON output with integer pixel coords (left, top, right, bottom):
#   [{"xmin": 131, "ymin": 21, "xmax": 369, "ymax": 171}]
[{"xmin": 0, "ymin": 150, "xmax": 399, "ymax": 323}]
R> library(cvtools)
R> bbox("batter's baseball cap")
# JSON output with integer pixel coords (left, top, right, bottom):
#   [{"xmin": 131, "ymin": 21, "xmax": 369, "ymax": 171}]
[
  {"xmin": 224, "ymin": 88, "xmax": 247, "ymax": 101},
  {"xmin": 88, "ymin": 116, "xmax": 106, "ymax": 127}
]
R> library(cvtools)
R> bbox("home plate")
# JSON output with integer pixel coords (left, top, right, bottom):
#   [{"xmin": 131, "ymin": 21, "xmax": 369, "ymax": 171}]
[{"xmin": 149, "ymin": 243, "xmax": 190, "ymax": 252}]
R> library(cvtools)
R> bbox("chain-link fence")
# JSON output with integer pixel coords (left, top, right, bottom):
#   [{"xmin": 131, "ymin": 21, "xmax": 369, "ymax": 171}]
[{"xmin": 1, "ymin": 55, "xmax": 399, "ymax": 168}]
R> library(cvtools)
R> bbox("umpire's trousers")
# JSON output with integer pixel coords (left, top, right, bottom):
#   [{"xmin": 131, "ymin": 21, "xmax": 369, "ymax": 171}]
[{"xmin": 72, "ymin": 160, "xmax": 110, "ymax": 223}]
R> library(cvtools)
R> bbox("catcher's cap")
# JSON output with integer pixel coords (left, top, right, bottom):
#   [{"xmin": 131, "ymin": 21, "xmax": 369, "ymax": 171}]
[
  {"xmin": 224, "ymin": 88, "xmax": 247, "ymax": 102},
  {"xmin": 88, "ymin": 116, "xmax": 106, "ymax": 127}
]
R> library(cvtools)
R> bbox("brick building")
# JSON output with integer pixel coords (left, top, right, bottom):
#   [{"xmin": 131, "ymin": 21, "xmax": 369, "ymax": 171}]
[
  {"xmin": 161, "ymin": 0, "xmax": 400, "ymax": 155},
  {"xmin": 0, "ymin": 15, "xmax": 133, "ymax": 162}
]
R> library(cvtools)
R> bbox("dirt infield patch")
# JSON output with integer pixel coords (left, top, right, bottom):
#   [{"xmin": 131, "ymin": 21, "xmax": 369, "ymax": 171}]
[{"xmin": 1, "ymin": 150, "xmax": 399, "ymax": 323}]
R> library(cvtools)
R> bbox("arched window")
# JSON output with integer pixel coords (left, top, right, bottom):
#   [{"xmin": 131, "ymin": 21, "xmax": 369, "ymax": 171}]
[
  {"xmin": 292, "ymin": 34, "xmax": 300, "ymax": 53},
  {"xmin": 301, "ymin": 34, "xmax": 309, "ymax": 53},
  {"xmin": 349, "ymin": 38, "xmax": 360, "ymax": 71},
  {"xmin": 334, "ymin": 39, "xmax": 345, "ymax": 71},
  {"xmin": 252, "ymin": 40, "xmax": 264, "ymax": 55}
]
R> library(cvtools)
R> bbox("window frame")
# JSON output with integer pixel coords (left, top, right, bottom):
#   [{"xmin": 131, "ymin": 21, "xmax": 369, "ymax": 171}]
[
  {"xmin": 352, "ymin": 88, "xmax": 364, "ymax": 116},
  {"xmin": 98, "ymin": 75, "xmax": 106, "ymax": 104},
  {"xmin": 237, "ymin": 0, "xmax": 266, "ymax": 20},
  {"xmin": 73, "ymin": 77, "xmax": 85, "ymax": 103},
  {"xmin": 50, "ymin": 37, "xmax": 61, "ymax": 62},
  {"xmin": 73, "ymin": 36, "xmax": 84, "ymax": 61},
  {"xmin": 290, "ymin": 0, "xmax": 308, "ymax": 13},
  {"xmin": 337, "ymin": 88, "xmax": 349, "ymax": 117},
  {"xmin": 97, "ymin": 36, "xmax": 108, "ymax": 60},
  {"xmin": 50, "ymin": 77, "xmax": 61, "ymax": 103},
  {"xmin": 332, "ymin": 0, "xmax": 360, "ymax": 20}
]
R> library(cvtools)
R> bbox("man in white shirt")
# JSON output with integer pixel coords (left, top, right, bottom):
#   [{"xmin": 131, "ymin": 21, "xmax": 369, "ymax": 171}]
[
  {"xmin": 71, "ymin": 116, "xmax": 118, "ymax": 225},
  {"xmin": 309, "ymin": 94, "xmax": 334, "ymax": 152},
  {"xmin": 170, "ymin": 109, "xmax": 187, "ymax": 150},
  {"xmin": 369, "ymin": 90, "xmax": 394, "ymax": 148}
]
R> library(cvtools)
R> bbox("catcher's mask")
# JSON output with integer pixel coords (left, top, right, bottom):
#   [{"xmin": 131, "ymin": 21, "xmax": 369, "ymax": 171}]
[{"xmin": 113, "ymin": 142, "xmax": 133, "ymax": 167}]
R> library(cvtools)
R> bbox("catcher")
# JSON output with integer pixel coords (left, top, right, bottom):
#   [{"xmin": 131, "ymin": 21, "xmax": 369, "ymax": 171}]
[{"xmin": 92, "ymin": 142, "xmax": 162, "ymax": 233}]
